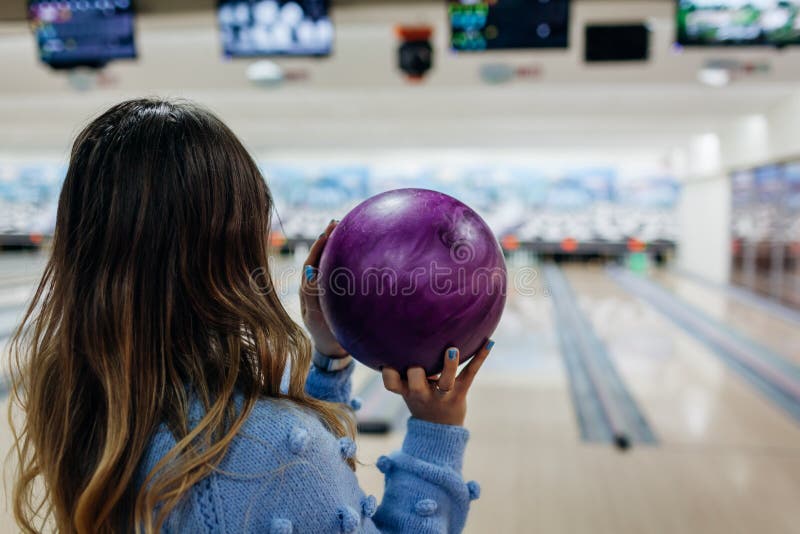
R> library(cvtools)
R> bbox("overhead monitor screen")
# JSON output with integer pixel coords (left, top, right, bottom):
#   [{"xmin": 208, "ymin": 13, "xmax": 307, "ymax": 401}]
[
  {"xmin": 28, "ymin": 0, "xmax": 137, "ymax": 68},
  {"xmin": 218, "ymin": 0, "xmax": 333, "ymax": 57},
  {"xmin": 677, "ymin": 0, "xmax": 800, "ymax": 46},
  {"xmin": 448, "ymin": 0, "xmax": 570, "ymax": 51},
  {"xmin": 585, "ymin": 24, "xmax": 650, "ymax": 62}
]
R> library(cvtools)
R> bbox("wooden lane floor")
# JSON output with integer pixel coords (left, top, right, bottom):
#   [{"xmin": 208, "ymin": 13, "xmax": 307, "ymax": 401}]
[
  {"xmin": 568, "ymin": 264, "xmax": 800, "ymax": 448},
  {"xmin": 359, "ymin": 262, "xmax": 800, "ymax": 533},
  {"xmin": 357, "ymin": 260, "xmax": 583, "ymax": 533},
  {"xmin": 1, "ymin": 254, "xmax": 799, "ymax": 533},
  {"xmin": 543, "ymin": 263, "xmax": 657, "ymax": 447},
  {"xmin": 552, "ymin": 264, "xmax": 799, "ymax": 533},
  {"xmin": 652, "ymin": 270, "xmax": 800, "ymax": 367}
]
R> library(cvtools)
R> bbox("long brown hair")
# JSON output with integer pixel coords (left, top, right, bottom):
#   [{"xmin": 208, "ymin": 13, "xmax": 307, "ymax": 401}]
[{"xmin": 8, "ymin": 99, "xmax": 354, "ymax": 533}]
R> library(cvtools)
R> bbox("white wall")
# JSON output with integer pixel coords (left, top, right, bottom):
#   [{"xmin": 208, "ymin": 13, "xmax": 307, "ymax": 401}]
[
  {"xmin": 677, "ymin": 89, "xmax": 800, "ymax": 284},
  {"xmin": 677, "ymin": 176, "xmax": 731, "ymax": 283},
  {"xmin": 676, "ymin": 133, "xmax": 729, "ymax": 283},
  {"xmin": 0, "ymin": 1, "xmax": 798, "ymax": 153},
  {"xmin": 687, "ymin": 116, "xmax": 764, "ymax": 284},
  {"xmin": 765, "ymin": 92, "xmax": 800, "ymax": 162}
]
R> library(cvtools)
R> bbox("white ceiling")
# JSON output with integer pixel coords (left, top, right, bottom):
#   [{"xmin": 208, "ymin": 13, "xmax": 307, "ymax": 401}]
[{"xmin": 0, "ymin": 1, "xmax": 799, "ymax": 156}]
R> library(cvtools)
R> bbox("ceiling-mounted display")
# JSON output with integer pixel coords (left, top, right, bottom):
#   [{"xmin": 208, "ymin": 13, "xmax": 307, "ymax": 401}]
[
  {"xmin": 448, "ymin": 0, "xmax": 570, "ymax": 51},
  {"xmin": 585, "ymin": 24, "xmax": 650, "ymax": 62},
  {"xmin": 28, "ymin": 0, "xmax": 137, "ymax": 69},
  {"xmin": 677, "ymin": 0, "xmax": 800, "ymax": 47},
  {"xmin": 218, "ymin": 0, "xmax": 333, "ymax": 57}
]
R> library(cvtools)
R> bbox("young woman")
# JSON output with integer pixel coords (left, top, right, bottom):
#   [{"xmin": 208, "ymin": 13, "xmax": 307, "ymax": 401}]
[{"xmin": 9, "ymin": 99, "xmax": 493, "ymax": 533}]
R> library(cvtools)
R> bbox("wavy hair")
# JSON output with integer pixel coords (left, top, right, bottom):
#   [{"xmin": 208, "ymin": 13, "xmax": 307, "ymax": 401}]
[{"xmin": 8, "ymin": 99, "xmax": 354, "ymax": 533}]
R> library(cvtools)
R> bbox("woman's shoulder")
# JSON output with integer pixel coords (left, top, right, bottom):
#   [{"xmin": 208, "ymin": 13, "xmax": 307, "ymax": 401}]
[
  {"xmin": 207, "ymin": 397, "xmax": 369, "ymax": 532},
  {"xmin": 226, "ymin": 398, "xmax": 355, "ymax": 474},
  {"xmin": 140, "ymin": 396, "xmax": 370, "ymax": 532},
  {"xmin": 140, "ymin": 396, "xmax": 350, "ymax": 480}
]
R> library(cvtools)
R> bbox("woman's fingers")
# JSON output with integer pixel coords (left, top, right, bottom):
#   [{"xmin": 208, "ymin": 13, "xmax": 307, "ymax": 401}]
[
  {"xmin": 437, "ymin": 347, "xmax": 459, "ymax": 393},
  {"xmin": 406, "ymin": 367, "xmax": 430, "ymax": 398},
  {"xmin": 455, "ymin": 339, "xmax": 495, "ymax": 393},
  {"xmin": 383, "ymin": 341, "xmax": 489, "ymax": 423},
  {"xmin": 302, "ymin": 220, "xmax": 337, "ymax": 274},
  {"xmin": 303, "ymin": 235, "xmax": 326, "ymax": 273},
  {"xmin": 382, "ymin": 367, "xmax": 405, "ymax": 395},
  {"xmin": 300, "ymin": 221, "xmax": 338, "ymax": 309}
]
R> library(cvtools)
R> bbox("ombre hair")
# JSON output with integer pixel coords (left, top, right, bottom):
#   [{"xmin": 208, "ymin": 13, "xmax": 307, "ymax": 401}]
[{"xmin": 8, "ymin": 99, "xmax": 354, "ymax": 533}]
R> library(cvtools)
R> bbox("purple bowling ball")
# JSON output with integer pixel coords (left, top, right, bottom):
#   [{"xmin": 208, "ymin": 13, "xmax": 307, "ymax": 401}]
[{"xmin": 318, "ymin": 188, "xmax": 506, "ymax": 375}]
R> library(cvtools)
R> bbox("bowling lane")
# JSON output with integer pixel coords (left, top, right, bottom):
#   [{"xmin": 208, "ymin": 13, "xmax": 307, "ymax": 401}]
[
  {"xmin": 357, "ymin": 258, "xmax": 582, "ymax": 533},
  {"xmin": 359, "ymin": 262, "xmax": 800, "ymax": 533},
  {"xmin": 467, "ymin": 259, "xmax": 578, "ymax": 444},
  {"xmin": 0, "ymin": 252, "xmax": 46, "ymax": 391},
  {"xmin": 562, "ymin": 264, "xmax": 800, "ymax": 449},
  {"xmin": 0, "ymin": 253, "xmax": 46, "ymax": 534},
  {"xmin": 653, "ymin": 270, "xmax": 800, "ymax": 366},
  {"xmin": 1, "ymin": 254, "xmax": 799, "ymax": 533},
  {"xmin": 555, "ymin": 264, "xmax": 800, "ymax": 533},
  {"xmin": 0, "ymin": 397, "xmax": 17, "ymax": 531}
]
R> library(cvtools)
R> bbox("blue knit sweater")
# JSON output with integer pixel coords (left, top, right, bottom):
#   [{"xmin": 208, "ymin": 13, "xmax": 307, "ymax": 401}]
[{"xmin": 138, "ymin": 362, "xmax": 479, "ymax": 533}]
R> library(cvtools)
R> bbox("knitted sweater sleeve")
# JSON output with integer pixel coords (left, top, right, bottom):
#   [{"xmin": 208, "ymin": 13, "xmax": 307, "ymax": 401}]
[
  {"xmin": 302, "ymin": 363, "xmax": 478, "ymax": 532},
  {"xmin": 304, "ymin": 358, "xmax": 355, "ymax": 405},
  {"xmin": 370, "ymin": 417, "xmax": 478, "ymax": 533}
]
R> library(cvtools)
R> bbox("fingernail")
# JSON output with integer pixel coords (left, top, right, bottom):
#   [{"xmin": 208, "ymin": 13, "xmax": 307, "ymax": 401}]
[
  {"xmin": 304, "ymin": 265, "xmax": 314, "ymax": 282},
  {"xmin": 486, "ymin": 339, "xmax": 495, "ymax": 351},
  {"xmin": 329, "ymin": 219, "xmax": 337, "ymax": 225},
  {"xmin": 448, "ymin": 348, "xmax": 458, "ymax": 360},
  {"xmin": 319, "ymin": 233, "xmax": 326, "ymax": 239}
]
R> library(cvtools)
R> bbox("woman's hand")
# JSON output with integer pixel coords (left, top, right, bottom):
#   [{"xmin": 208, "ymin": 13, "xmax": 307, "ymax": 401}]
[
  {"xmin": 300, "ymin": 220, "xmax": 348, "ymax": 358},
  {"xmin": 381, "ymin": 340, "xmax": 495, "ymax": 427}
]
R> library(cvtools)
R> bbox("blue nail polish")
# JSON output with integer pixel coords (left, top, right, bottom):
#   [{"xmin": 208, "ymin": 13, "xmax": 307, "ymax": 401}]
[
  {"xmin": 304, "ymin": 265, "xmax": 314, "ymax": 282},
  {"xmin": 448, "ymin": 348, "xmax": 458, "ymax": 360},
  {"xmin": 486, "ymin": 340, "xmax": 495, "ymax": 351}
]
